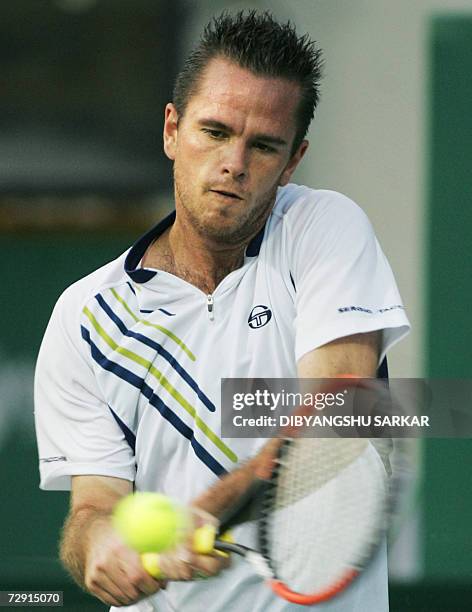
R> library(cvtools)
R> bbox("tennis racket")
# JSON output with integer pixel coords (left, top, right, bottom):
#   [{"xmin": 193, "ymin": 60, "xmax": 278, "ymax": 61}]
[{"xmin": 144, "ymin": 378, "xmax": 410, "ymax": 605}]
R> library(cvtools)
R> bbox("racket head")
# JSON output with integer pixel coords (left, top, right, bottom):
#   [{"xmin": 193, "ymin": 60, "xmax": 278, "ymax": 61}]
[
  {"xmin": 253, "ymin": 378, "xmax": 410, "ymax": 605},
  {"xmin": 214, "ymin": 377, "xmax": 412, "ymax": 605},
  {"xmin": 258, "ymin": 437, "xmax": 394, "ymax": 604}
]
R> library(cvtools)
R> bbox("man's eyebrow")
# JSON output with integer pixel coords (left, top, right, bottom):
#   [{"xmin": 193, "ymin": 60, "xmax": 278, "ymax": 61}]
[
  {"xmin": 198, "ymin": 119, "xmax": 231, "ymax": 131},
  {"xmin": 197, "ymin": 118, "xmax": 288, "ymax": 147}
]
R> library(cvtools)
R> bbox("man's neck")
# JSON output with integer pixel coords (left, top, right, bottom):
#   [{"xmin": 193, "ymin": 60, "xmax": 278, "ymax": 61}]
[{"xmin": 142, "ymin": 220, "xmax": 247, "ymax": 295}]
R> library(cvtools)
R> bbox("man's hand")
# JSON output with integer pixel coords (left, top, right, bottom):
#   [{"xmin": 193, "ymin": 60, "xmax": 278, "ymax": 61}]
[
  {"xmin": 61, "ymin": 476, "xmax": 166, "ymax": 607},
  {"xmin": 149, "ymin": 546, "xmax": 230, "ymax": 582},
  {"xmin": 83, "ymin": 513, "xmax": 229, "ymax": 605},
  {"xmin": 138, "ymin": 506, "xmax": 231, "ymax": 581},
  {"xmin": 61, "ymin": 476, "xmax": 230, "ymax": 607},
  {"xmin": 83, "ymin": 514, "xmax": 164, "ymax": 607}
]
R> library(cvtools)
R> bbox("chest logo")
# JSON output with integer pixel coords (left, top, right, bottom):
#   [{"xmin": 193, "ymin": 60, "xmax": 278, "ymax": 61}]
[{"xmin": 248, "ymin": 305, "xmax": 272, "ymax": 329}]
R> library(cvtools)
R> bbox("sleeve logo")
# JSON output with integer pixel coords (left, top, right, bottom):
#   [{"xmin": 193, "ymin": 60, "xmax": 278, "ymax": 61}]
[
  {"xmin": 39, "ymin": 456, "xmax": 67, "ymax": 463},
  {"xmin": 338, "ymin": 305, "xmax": 404, "ymax": 314}
]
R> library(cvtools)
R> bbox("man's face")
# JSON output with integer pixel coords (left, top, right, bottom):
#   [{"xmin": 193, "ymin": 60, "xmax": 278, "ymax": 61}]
[{"xmin": 163, "ymin": 57, "xmax": 308, "ymax": 245}]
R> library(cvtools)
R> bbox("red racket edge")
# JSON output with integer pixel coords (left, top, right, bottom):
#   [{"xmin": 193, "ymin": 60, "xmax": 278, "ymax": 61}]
[{"xmin": 269, "ymin": 568, "xmax": 359, "ymax": 605}]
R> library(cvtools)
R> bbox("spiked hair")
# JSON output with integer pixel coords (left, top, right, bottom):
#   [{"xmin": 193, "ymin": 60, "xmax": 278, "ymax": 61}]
[{"xmin": 173, "ymin": 10, "xmax": 323, "ymax": 152}]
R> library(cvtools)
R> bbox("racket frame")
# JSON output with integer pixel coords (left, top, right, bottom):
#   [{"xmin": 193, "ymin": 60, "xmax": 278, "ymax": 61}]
[{"xmin": 213, "ymin": 378, "xmax": 405, "ymax": 605}]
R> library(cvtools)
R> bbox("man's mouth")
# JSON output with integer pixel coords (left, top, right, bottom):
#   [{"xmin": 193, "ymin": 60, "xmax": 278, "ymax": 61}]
[{"xmin": 210, "ymin": 189, "xmax": 244, "ymax": 200}]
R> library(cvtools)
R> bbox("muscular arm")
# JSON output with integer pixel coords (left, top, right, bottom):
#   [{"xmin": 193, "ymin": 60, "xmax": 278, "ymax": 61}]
[
  {"xmin": 194, "ymin": 331, "xmax": 380, "ymax": 516},
  {"xmin": 297, "ymin": 331, "xmax": 379, "ymax": 378},
  {"xmin": 61, "ymin": 475, "xmax": 163, "ymax": 606},
  {"xmin": 61, "ymin": 475, "xmax": 130, "ymax": 586}
]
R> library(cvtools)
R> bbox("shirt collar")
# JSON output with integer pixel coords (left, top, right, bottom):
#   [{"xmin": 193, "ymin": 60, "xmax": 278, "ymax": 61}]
[{"xmin": 125, "ymin": 210, "xmax": 266, "ymax": 284}]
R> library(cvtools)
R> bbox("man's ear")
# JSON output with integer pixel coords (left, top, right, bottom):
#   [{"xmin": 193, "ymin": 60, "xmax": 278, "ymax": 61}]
[
  {"xmin": 279, "ymin": 140, "xmax": 309, "ymax": 186},
  {"xmin": 163, "ymin": 103, "xmax": 179, "ymax": 161}
]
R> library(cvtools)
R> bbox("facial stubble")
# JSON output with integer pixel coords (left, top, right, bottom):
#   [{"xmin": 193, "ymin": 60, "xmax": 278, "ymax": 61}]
[{"xmin": 173, "ymin": 162, "xmax": 279, "ymax": 247}]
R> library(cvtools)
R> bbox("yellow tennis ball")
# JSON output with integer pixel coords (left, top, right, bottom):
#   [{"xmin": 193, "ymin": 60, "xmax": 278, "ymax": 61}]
[{"xmin": 112, "ymin": 492, "xmax": 188, "ymax": 553}]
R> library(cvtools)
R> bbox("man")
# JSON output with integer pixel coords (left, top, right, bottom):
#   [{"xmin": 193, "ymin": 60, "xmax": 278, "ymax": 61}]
[{"xmin": 35, "ymin": 10, "xmax": 409, "ymax": 612}]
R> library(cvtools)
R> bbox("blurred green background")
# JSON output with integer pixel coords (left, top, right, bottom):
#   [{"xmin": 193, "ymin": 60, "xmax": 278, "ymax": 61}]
[
  {"xmin": 0, "ymin": 234, "xmax": 135, "ymax": 611},
  {"xmin": 1, "ymin": 2, "xmax": 471, "ymax": 611}
]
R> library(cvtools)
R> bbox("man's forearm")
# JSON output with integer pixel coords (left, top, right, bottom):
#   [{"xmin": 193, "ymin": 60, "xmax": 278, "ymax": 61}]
[
  {"xmin": 60, "ymin": 506, "xmax": 110, "ymax": 589},
  {"xmin": 193, "ymin": 439, "xmax": 281, "ymax": 518}
]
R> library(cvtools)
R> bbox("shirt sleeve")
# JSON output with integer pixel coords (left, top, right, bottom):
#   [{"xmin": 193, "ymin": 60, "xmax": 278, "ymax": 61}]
[
  {"xmin": 290, "ymin": 191, "xmax": 410, "ymax": 363},
  {"xmin": 34, "ymin": 289, "xmax": 136, "ymax": 491}
]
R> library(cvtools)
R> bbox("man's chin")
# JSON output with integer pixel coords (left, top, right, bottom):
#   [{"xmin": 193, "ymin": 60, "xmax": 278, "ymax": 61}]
[
  {"xmin": 195, "ymin": 213, "xmax": 253, "ymax": 245},
  {"xmin": 199, "ymin": 225, "xmax": 249, "ymax": 245}
]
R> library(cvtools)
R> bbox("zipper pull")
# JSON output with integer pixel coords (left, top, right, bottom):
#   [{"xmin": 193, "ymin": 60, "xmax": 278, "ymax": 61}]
[{"xmin": 207, "ymin": 294, "xmax": 214, "ymax": 321}]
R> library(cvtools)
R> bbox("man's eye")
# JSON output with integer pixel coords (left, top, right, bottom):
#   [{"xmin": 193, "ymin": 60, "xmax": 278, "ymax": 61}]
[
  {"xmin": 254, "ymin": 142, "xmax": 275, "ymax": 153},
  {"xmin": 202, "ymin": 128, "xmax": 226, "ymax": 139}
]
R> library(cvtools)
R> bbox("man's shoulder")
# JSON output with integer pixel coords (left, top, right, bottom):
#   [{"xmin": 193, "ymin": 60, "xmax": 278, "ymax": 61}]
[
  {"xmin": 274, "ymin": 184, "xmax": 364, "ymax": 217},
  {"xmin": 54, "ymin": 250, "xmax": 130, "ymax": 324},
  {"xmin": 272, "ymin": 184, "xmax": 370, "ymax": 232}
]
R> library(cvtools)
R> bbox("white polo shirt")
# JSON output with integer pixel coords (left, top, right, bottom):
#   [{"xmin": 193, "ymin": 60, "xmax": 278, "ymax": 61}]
[{"xmin": 35, "ymin": 184, "xmax": 410, "ymax": 611}]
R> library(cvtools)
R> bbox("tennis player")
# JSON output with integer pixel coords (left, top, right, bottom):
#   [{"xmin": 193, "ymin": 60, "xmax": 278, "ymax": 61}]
[{"xmin": 35, "ymin": 10, "xmax": 410, "ymax": 611}]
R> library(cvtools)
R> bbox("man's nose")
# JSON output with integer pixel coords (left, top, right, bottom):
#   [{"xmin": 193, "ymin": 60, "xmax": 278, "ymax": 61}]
[{"xmin": 220, "ymin": 142, "xmax": 248, "ymax": 180}]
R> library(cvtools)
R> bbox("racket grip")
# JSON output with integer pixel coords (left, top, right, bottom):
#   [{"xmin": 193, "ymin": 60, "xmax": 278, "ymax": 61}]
[
  {"xmin": 192, "ymin": 523, "xmax": 217, "ymax": 554},
  {"xmin": 195, "ymin": 527, "xmax": 234, "ymax": 558},
  {"xmin": 141, "ymin": 525, "xmax": 233, "ymax": 578}
]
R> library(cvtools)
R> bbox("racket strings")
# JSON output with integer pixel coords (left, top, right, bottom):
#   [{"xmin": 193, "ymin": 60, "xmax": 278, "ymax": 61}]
[{"xmin": 262, "ymin": 438, "xmax": 389, "ymax": 594}]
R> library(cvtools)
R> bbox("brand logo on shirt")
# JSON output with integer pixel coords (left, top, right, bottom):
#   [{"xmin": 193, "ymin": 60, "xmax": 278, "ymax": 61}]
[
  {"xmin": 248, "ymin": 305, "xmax": 272, "ymax": 329},
  {"xmin": 40, "ymin": 456, "xmax": 67, "ymax": 463}
]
